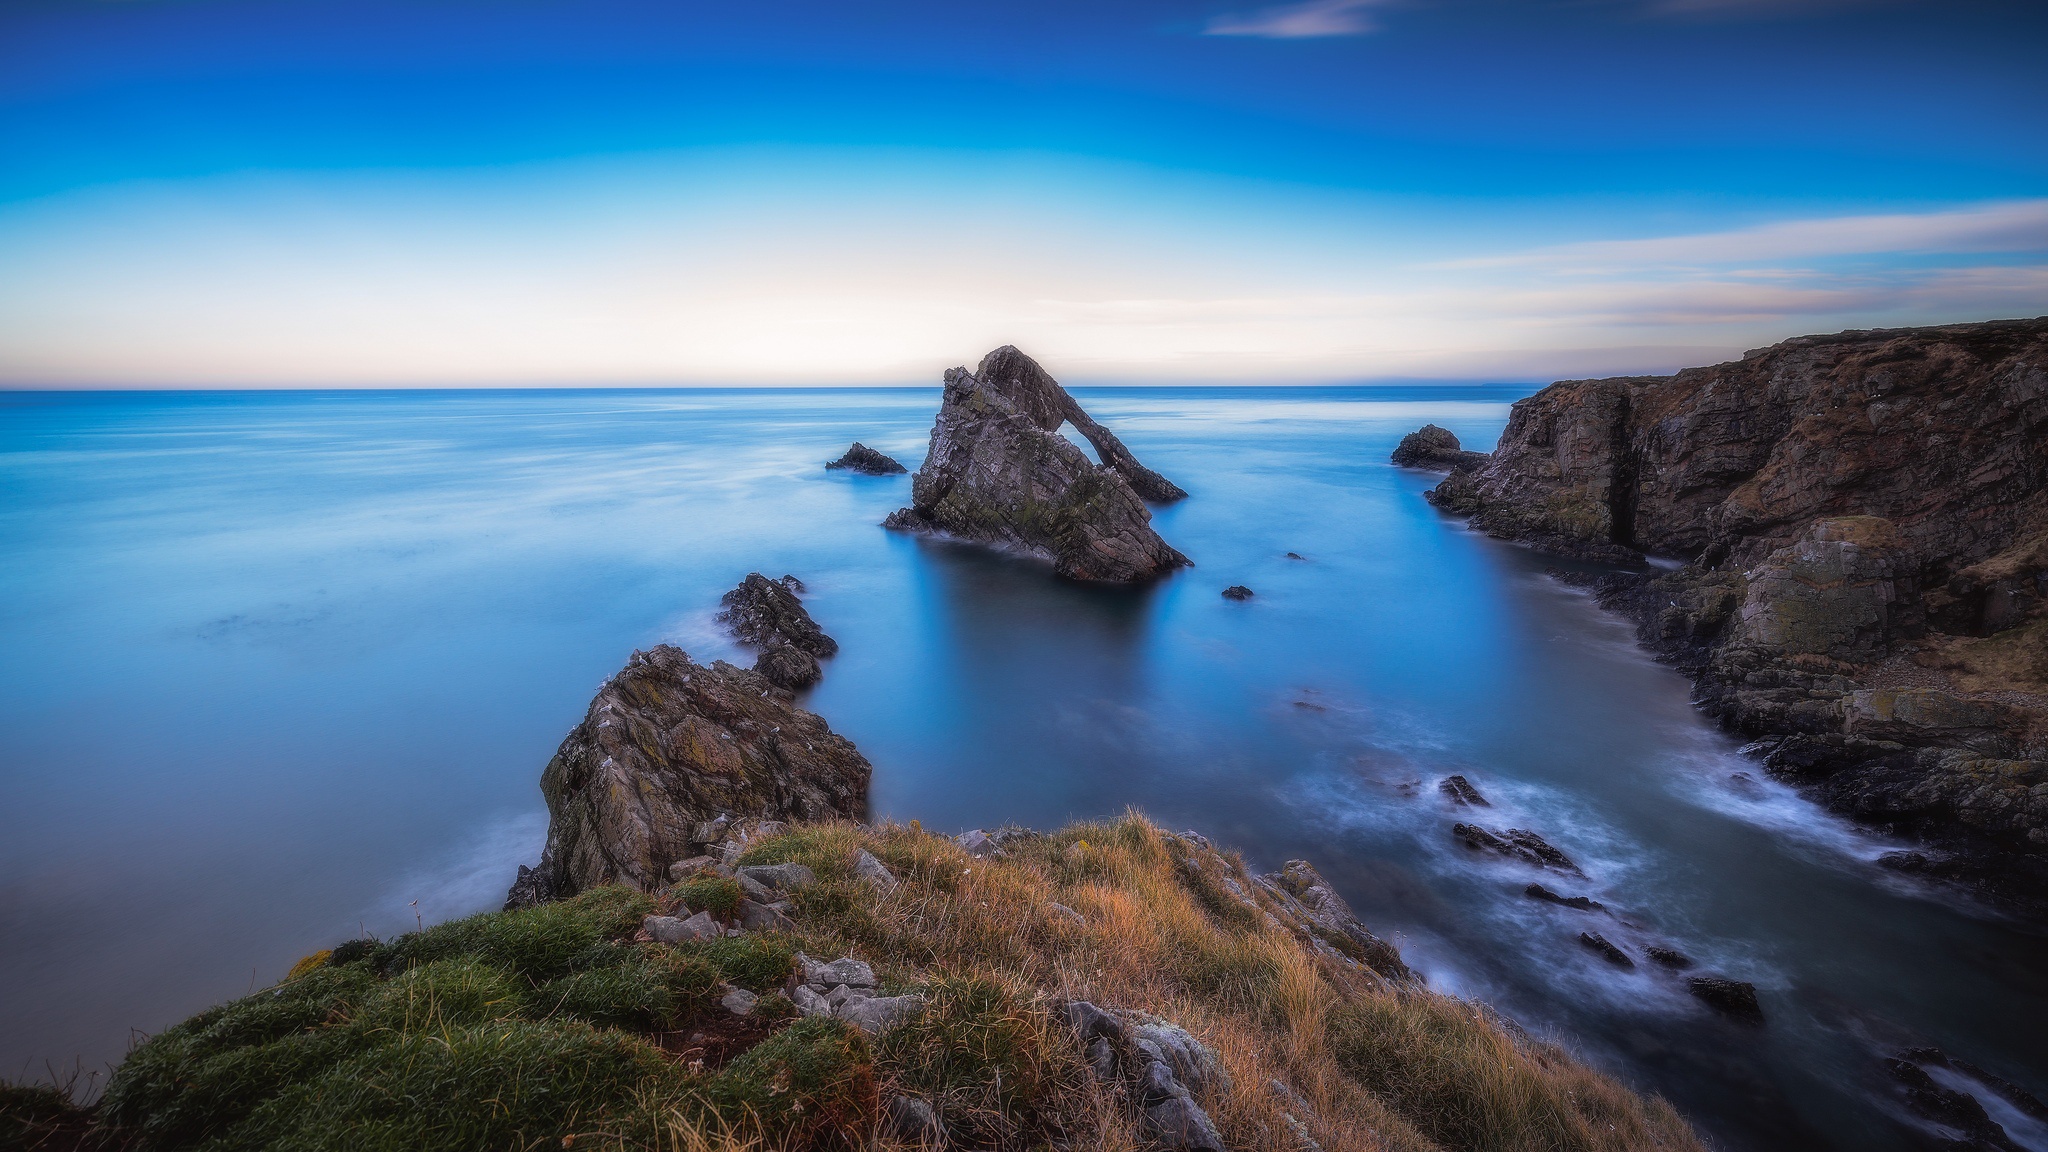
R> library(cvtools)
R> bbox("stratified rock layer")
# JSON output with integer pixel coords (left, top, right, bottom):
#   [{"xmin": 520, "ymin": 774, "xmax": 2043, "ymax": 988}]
[
  {"xmin": 516, "ymin": 645, "xmax": 870, "ymax": 901},
  {"xmin": 1429, "ymin": 318, "xmax": 2048, "ymax": 911},
  {"xmin": 885, "ymin": 346, "xmax": 1190, "ymax": 582}
]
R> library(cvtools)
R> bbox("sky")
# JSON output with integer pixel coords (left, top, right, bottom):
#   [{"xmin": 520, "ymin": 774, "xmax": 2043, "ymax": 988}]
[{"xmin": 0, "ymin": 0, "xmax": 2044, "ymax": 386}]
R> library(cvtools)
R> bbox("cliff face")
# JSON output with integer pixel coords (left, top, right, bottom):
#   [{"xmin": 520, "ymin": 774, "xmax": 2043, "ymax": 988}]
[
  {"xmin": 885, "ymin": 346, "xmax": 1190, "ymax": 582},
  {"xmin": 518, "ymin": 645, "xmax": 872, "ymax": 900},
  {"xmin": 1432, "ymin": 318, "xmax": 2048, "ymax": 909},
  {"xmin": 1446, "ymin": 319, "xmax": 2048, "ymax": 575}
]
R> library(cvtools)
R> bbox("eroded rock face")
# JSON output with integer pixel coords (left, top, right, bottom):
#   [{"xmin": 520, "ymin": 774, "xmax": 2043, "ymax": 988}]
[
  {"xmin": 1451, "ymin": 319, "xmax": 2048, "ymax": 912},
  {"xmin": 1441, "ymin": 319, "xmax": 2048, "ymax": 571},
  {"xmin": 884, "ymin": 346, "xmax": 1190, "ymax": 582},
  {"xmin": 515, "ymin": 645, "xmax": 871, "ymax": 900},
  {"xmin": 1730, "ymin": 517, "xmax": 1904, "ymax": 662},
  {"xmin": 1392, "ymin": 424, "xmax": 1489, "ymax": 472}
]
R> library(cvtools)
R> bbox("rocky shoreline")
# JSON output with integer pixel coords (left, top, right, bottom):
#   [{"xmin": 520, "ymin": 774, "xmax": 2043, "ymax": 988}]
[{"xmin": 1399, "ymin": 318, "xmax": 2048, "ymax": 915}]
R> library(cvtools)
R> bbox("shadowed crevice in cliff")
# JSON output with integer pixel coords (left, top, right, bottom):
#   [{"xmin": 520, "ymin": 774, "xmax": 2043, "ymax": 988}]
[{"xmin": 1418, "ymin": 317, "xmax": 2048, "ymax": 914}]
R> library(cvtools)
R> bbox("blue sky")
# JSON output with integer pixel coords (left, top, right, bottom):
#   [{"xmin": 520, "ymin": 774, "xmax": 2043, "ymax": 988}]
[{"xmin": 2, "ymin": 0, "xmax": 2044, "ymax": 384}]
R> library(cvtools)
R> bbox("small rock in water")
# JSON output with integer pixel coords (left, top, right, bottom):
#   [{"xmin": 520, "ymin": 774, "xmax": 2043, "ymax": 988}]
[
  {"xmin": 1390, "ymin": 424, "xmax": 1490, "ymax": 472},
  {"xmin": 1647, "ymin": 946, "xmax": 1693, "ymax": 969},
  {"xmin": 826, "ymin": 442, "xmax": 908, "ymax": 475},
  {"xmin": 1689, "ymin": 976, "xmax": 1763, "ymax": 1021},
  {"xmin": 1222, "ymin": 585, "xmax": 1255, "ymax": 601},
  {"xmin": 1440, "ymin": 775, "xmax": 1489, "ymax": 806},
  {"xmin": 1452, "ymin": 823, "xmax": 1584, "ymax": 875},
  {"xmin": 1525, "ymin": 883, "xmax": 1604, "ymax": 912},
  {"xmin": 1285, "ymin": 551, "xmax": 1306, "ymax": 560},
  {"xmin": 719, "ymin": 573, "xmax": 837, "ymax": 658},
  {"xmin": 1578, "ymin": 931, "xmax": 1635, "ymax": 967}
]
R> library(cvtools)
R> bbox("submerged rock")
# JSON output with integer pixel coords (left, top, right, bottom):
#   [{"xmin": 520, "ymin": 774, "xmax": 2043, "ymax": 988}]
[
  {"xmin": 1452, "ymin": 823, "xmax": 1584, "ymax": 875},
  {"xmin": 1440, "ymin": 775, "xmax": 1489, "ymax": 806},
  {"xmin": 512, "ymin": 644, "xmax": 870, "ymax": 900},
  {"xmin": 1689, "ymin": 976, "xmax": 1763, "ymax": 1022},
  {"xmin": 1391, "ymin": 424, "xmax": 1489, "ymax": 472},
  {"xmin": 1221, "ymin": 585, "xmax": 1254, "ymax": 601},
  {"xmin": 1647, "ymin": 946, "xmax": 1694, "ymax": 969},
  {"xmin": 884, "ymin": 345, "xmax": 1190, "ymax": 582},
  {"xmin": 1578, "ymin": 931, "xmax": 1635, "ymax": 967},
  {"xmin": 1526, "ymin": 883, "xmax": 1603, "ymax": 912},
  {"xmin": 825, "ymin": 441, "xmax": 908, "ymax": 475}
]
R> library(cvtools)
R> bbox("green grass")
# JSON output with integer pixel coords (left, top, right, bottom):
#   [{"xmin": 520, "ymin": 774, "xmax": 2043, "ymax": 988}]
[
  {"xmin": 55, "ymin": 817, "xmax": 1706, "ymax": 1152},
  {"xmin": 672, "ymin": 875, "xmax": 745, "ymax": 920}
]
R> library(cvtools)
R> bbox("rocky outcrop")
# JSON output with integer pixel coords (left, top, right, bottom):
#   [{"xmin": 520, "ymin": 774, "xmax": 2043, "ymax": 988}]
[
  {"xmin": 884, "ymin": 346, "xmax": 1190, "ymax": 582},
  {"xmin": 508, "ymin": 645, "xmax": 871, "ymax": 902},
  {"xmin": 826, "ymin": 442, "xmax": 907, "ymax": 475},
  {"xmin": 1431, "ymin": 318, "xmax": 2048, "ymax": 911},
  {"xmin": 1391, "ymin": 424, "xmax": 1489, "ymax": 472},
  {"xmin": 717, "ymin": 573, "xmax": 836, "ymax": 690}
]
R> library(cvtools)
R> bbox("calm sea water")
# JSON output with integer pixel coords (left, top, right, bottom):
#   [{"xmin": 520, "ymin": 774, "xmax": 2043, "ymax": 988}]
[{"xmin": 2, "ymin": 388, "xmax": 2043, "ymax": 1149}]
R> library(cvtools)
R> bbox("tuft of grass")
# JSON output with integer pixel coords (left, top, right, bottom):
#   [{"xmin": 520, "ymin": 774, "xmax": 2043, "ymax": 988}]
[
  {"xmin": 671, "ymin": 934, "xmax": 797, "ymax": 992},
  {"xmin": 228, "ymin": 1020, "xmax": 679, "ymax": 1152},
  {"xmin": 1329, "ymin": 991, "xmax": 1701, "ymax": 1152},
  {"xmin": 674, "ymin": 875, "xmax": 746, "ymax": 920},
  {"xmin": 386, "ymin": 885, "xmax": 655, "ymax": 981},
  {"xmin": 696, "ymin": 1017, "xmax": 875, "ymax": 1149},
  {"xmin": 874, "ymin": 973, "xmax": 1081, "ymax": 1149}
]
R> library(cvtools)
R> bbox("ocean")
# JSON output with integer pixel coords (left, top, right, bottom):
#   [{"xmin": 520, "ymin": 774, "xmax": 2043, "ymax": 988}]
[{"xmin": 2, "ymin": 387, "xmax": 2043, "ymax": 1149}]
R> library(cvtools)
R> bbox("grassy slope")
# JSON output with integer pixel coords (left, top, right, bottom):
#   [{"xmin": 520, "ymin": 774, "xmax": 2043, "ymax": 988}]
[{"xmin": 4, "ymin": 815, "xmax": 1705, "ymax": 1152}]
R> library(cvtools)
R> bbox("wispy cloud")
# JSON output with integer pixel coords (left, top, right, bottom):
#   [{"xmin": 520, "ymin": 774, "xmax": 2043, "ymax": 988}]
[
  {"xmin": 1204, "ymin": 0, "xmax": 1386, "ymax": 38},
  {"xmin": 1638, "ymin": 0, "xmax": 1901, "ymax": 18},
  {"xmin": 1440, "ymin": 200, "xmax": 2048, "ymax": 272}
]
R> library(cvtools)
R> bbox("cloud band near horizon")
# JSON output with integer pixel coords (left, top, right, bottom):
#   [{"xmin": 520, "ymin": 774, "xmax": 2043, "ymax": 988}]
[{"xmin": 0, "ymin": 150, "xmax": 2041, "ymax": 388}]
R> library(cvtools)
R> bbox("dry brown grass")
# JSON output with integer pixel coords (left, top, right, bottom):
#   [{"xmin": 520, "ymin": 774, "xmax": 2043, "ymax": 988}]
[{"xmin": 738, "ymin": 811, "xmax": 1708, "ymax": 1152}]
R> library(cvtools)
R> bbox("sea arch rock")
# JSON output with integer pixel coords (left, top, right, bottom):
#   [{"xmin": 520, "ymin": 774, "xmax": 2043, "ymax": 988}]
[{"xmin": 884, "ymin": 345, "xmax": 1190, "ymax": 582}]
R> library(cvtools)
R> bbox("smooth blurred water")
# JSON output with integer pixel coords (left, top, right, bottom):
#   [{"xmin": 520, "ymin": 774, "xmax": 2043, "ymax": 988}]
[{"xmin": 2, "ymin": 388, "xmax": 2043, "ymax": 1149}]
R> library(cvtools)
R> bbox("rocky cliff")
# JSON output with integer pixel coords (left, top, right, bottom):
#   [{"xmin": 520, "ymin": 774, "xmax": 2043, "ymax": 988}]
[
  {"xmin": 1427, "ymin": 318, "xmax": 2048, "ymax": 910},
  {"xmin": 509, "ymin": 644, "xmax": 872, "ymax": 903},
  {"xmin": 885, "ymin": 346, "xmax": 1191, "ymax": 582}
]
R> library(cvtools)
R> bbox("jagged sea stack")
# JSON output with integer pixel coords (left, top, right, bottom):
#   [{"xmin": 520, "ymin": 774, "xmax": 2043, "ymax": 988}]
[
  {"xmin": 884, "ymin": 345, "xmax": 1191, "ymax": 582},
  {"xmin": 508, "ymin": 644, "xmax": 871, "ymax": 903}
]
